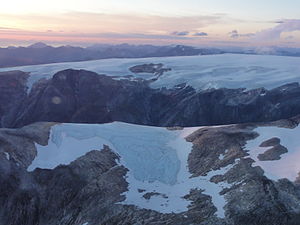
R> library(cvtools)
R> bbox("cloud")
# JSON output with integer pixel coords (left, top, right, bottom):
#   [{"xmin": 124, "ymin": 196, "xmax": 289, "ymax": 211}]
[
  {"xmin": 255, "ymin": 19, "xmax": 300, "ymax": 40},
  {"xmin": 285, "ymin": 35, "xmax": 294, "ymax": 40},
  {"xmin": 0, "ymin": 27, "xmax": 15, "ymax": 30},
  {"xmin": 171, "ymin": 31, "xmax": 189, "ymax": 36},
  {"xmin": 229, "ymin": 30, "xmax": 255, "ymax": 38},
  {"xmin": 0, "ymin": 12, "xmax": 222, "ymax": 34},
  {"xmin": 94, "ymin": 32, "xmax": 191, "ymax": 40},
  {"xmin": 0, "ymin": 10, "xmax": 227, "ymax": 46},
  {"xmin": 241, "ymin": 33, "xmax": 255, "ymax": 38},
  {"xmin": 0, "ymin": 29, "xmax": 192, "ymax": 40},
  {"xmin": 193, "ymin": 32, "xmax": 208, "ymax": 36},
  {"xmin": 171, "ymin": 31, "xmax": 208, "ymax": 37},
  {"xmin": 0, "ymin": 27, "xmax": 23, "ymax": 33},
  {"xmin": 0, "ymin": 28, "xmax": 195, "ymax": 47},
  {"xmin": 229, "ymin": 30, "xmax": 239, "ymax": 38},
  {"xmin": 0, "ymin": 12, "xmax": 225, "ymax": 46}
]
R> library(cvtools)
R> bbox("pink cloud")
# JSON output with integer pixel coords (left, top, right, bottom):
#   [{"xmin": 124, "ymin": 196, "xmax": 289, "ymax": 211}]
[{"xmin": 255, "ymin": 19, "xmax": 300, "ymax": 40}]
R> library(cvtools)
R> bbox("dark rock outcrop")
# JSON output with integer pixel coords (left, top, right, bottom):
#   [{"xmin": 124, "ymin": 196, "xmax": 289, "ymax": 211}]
[
  {"xmin": 0, "ymin": 71, "xmax": 29, "ymax": 127},
  {"xmin": 258, "ymin": 144, "xmax": 288, "ymax": 161},
  {"xmin": 129, "ymin": 63, "xmax": 171, "ymax": 77},
  {"xmin": 257, "ymin": 137, "xmax": 289, "ymax": 161},
  {"xmin": 259, "ymin": 137, "xmax": 281, "ymax": 147}
]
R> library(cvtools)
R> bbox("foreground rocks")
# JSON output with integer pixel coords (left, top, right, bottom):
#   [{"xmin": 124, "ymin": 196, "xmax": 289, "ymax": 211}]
[
  {"xmin": 1, "ymin": 117, "xmax": 300, "ymax": 225},
  {"xmin": 186, "ymin": 116, "xmax": 300, "ymax": 225},
  {"xmin": 1, "ymin": 69, "xmax": 300, "ymax": 128}
]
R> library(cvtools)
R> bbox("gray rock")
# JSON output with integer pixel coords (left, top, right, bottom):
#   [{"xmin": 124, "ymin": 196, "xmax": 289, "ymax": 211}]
[
  {"xmin": 259, "ymin": 137, "xmax": 281, "ymax": 147},
  {"xmin": 258, "ymin": 144, "xmax": 288, "ymax": 161},
  {"xmin": 186, "ymin": 120, "xmax": 300, "ymax": 225}
]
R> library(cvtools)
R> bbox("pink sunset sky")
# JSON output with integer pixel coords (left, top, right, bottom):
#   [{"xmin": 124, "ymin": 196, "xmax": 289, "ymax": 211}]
[{"xmin": 1, "ymin": 0, "xmax": 300, "ymax": 47}]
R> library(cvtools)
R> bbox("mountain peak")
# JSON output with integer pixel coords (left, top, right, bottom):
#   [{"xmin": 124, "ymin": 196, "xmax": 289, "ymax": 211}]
[{"xmin": 28, "ymin": 42, "xmax": 50, "ymax": 49}]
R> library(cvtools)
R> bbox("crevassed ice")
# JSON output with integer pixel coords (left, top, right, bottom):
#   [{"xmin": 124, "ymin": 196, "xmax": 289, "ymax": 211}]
[{"xmin": 29, "ymin": 122, "xmax": 181, "ymax": 185}]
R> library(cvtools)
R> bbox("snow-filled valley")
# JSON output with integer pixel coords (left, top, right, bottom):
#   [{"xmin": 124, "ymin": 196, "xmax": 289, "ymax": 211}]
[
  {"xmin": 1, "ymin": 54, "xmax": 300, "ymax": 91},
  {"xmin": 28, "ymin": 122, "xmax": 235, "ymax": 217}
]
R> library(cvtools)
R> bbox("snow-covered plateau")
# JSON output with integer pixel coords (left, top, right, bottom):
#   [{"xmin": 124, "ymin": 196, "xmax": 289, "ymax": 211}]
[{"xmin": 1, "ymin": 54, "xmax": 300, "ymax": 91}]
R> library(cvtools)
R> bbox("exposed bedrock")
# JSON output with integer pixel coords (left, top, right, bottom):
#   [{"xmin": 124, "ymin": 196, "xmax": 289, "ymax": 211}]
[{"xmin": 185, "ymin": 118, "xmax": 300, "ymax": 225}]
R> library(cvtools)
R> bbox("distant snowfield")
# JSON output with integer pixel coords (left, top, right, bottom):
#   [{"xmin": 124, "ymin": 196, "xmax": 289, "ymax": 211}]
[
  {"xmin": 28, "ymin": 122, "xmax": 231, "ymax": 217},
  {"xmin": 1, "ymin": 54, "xmax": 300, "ymax": 91},
  {"xmin": 245, "ymin": 125, "xmax": 300, "ymax": 181}
]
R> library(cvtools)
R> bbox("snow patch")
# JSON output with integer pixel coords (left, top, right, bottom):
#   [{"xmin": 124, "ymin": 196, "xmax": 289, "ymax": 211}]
[
  {"xmin": 4, "ymin": 152, "xmax": 10, "ymax": 160},
  {"xmin": 180, "ymin": 126, "xmax": 203, "ymax": 138},
  {"xmin": 219, "ymin": 149, "xmax": 228, "ymax": 160},
  {"xmin": 219, "ymin": 154, "xmax": 225, "ymax": 160},
  {"xmin": 245, "ymin": 125, "xmax": 300, "ymax": 181}
]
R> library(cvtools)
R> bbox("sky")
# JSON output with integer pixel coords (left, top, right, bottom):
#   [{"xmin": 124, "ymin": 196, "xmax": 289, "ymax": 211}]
[{"xmin": 1, "ymin": 0, "xmax": 300, "ymax": 47}]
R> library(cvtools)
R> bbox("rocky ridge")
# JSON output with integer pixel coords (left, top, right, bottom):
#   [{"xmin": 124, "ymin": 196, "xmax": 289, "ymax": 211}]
[{"xmin": 1, "ymin": 69, "xmax": 300, "ymax": 128}]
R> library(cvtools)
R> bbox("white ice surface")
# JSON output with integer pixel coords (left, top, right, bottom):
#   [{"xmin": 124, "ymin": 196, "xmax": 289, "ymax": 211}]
[
  {"xmin": 28, "ymin": 122, "xmax": 181, "ymax": 185},
  {"xmin": 219, "ymin": 149, "xmax": 229, "ymax": 160},
  {"xmin": 4, "ymin": 152, "xmax": 10, "ymax": 160},
  {"xmin": 28, "ymin": 123, "xmax": 233, "ymax": 217},
  {"xmin": 1, "ymin": 54, "xmax": 300, "ymax": 91},
  {"xmin": 245, "ymin": 125, "xmax": 300, "ymax": 181}
]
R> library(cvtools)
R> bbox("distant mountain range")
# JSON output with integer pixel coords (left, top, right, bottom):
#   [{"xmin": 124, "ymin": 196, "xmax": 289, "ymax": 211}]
[
  {"xmin": 0, "ymin": 43, "xmax": 223, "ymax": 68},
  {"xmin": 0, "ymin": 42, "xmax": 299, "ymax": 68}
]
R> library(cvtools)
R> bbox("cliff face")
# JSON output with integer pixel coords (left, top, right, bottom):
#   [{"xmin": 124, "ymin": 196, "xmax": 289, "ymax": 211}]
[
  {"xmin": 1, "ymin": 69, "xmax": 300, "ymax": 128},
  {"xmin": 1, "ymin": 118, "xmax": 300, "ymax": 225},
  {"xmin": 0, "ymin": 71, "xmax": 29, "ymax": 127}
]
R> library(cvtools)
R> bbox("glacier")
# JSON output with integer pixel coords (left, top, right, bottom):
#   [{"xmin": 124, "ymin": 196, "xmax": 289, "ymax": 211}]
[
  {"xmin": 28, "ymin": 122, "xmax": 233, "ymax": 217},
  {"xmin": 1, "ymin": 54, "xmax": 300, "ymax": 92}
]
